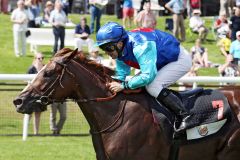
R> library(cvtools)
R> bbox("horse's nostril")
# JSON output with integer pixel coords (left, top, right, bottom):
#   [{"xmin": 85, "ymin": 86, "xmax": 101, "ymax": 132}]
[{"xmin": 13, "ymin": 98, "xmax": 23, "ymax": 106}]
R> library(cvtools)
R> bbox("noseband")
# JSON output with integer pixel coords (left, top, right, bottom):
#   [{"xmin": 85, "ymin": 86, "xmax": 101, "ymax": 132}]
[{"xmin": 30, "ymin": 59, "xmax": 116, "ymax": 105}]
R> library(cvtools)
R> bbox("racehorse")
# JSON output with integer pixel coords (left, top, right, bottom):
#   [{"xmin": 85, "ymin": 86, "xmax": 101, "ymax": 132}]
[{"xmin": 13, "ymin": 48, "xmax": 240, "ymax": 160}]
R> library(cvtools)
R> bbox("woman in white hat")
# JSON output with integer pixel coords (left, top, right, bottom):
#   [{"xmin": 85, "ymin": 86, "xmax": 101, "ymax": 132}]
[{"xmin": 189, "ymin": 9, "xmax": 208, "ymax": 41}]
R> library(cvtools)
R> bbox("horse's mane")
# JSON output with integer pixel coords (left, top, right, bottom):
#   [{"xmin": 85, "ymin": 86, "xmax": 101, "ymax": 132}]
[{"xmin": 55, "ymin": 48, "xmax": 115, "ymax": 82}]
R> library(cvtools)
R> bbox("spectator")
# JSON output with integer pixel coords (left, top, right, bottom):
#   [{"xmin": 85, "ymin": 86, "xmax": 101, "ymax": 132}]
[
  {"xmin": 42, "ymin": 0, "xmax": 54, "ymax": 23},
  {"xmin": 214, "ymin": 12, "xmax": 230, "ymax": 39},
  {"xmin": 49, "ymin": 0, "xmax": 67, "ymax": 54},
  {"xmin": 116, "ymin": 0, "xmax": 123, "ymax": 19},
  {"xmin": 229, "ymin": 7, "xmax": 240, "ymax": 41},
  {"xmin": 88, "ymin": 48, "xmax": 103, "ymax": 64},
  {"xmin": 230, "ymin": 31, "xmax": 240, "ymax": 64},
  {"xmin": 237, "ymin": 0, "xmax": 240, "ymax": 7},
  {"xmin": 25, "ymin": 0, "xmax": 41, "ymax": 28},
  {"xmin": 68, "ymin": 0, "xmax": 73, "ymax": 13},
  {"xmin": 165, "ymin": 0, "xmax": 186, "ymax": 42},
  {"xmin": 27, "ymin": 52, "xmax": 47, "ymax": 135},
  {"xmin": 219, "ymin": 0, "xmax": 230, "ymax": 17},
  {"xmin": 218, "ymin": 54, "xmax": 239, "ymax": 82},
  {"xmin": 139, "ymin": 0, "xmax": 147, "ymax": 12},
  {"xmin": 74, "ymin": 17, "xmax": 95, "ymax": 55},
  {"xmin": 185, "ymin": 65, "xmax": 198, "ymax": 77},
  {"xmin": 50, "ymin": 102, "xmax": 67, "ymax": 135},
  {"xmin": 0, "ymin": 0, "xmax": 9, "ymax": 14},
  {"xmin": 229, "ymin": 0, "xmax": 236, "ymax": 16},
  {"xmin": 179, "ymin": 65, "xmax": 198, "ymax": 91},
  {"xmin": 217, "ymin": 33, "xmax": 231, "ymax": 57},
  {"xmin": 189, "ymin": 9, "xmax": 208, "ymax": 41},
  {"xmin": 186, "ymin": 0, "xmax": 201, "ymax": 18},
  {"xmin": 11, "ymin": 0, "xmax": 28, "ymax": 57},
  {"xmin": 59, "ymin": 0, "xmax": 69, "ymax": 16},
  {"xmin": 89, "ymin": 0, "xmax": 104, "ymax": 34},
  {"xmin": 122, "ymin": 0, "xmax": 134, "ymax": 28},
  {"xmin": 134, "ymin": 0, "xmax": 157, "ymax": 29},
  {"xmin": 190, "ymin": 38, "xmax": 210, "ymax": 68}
]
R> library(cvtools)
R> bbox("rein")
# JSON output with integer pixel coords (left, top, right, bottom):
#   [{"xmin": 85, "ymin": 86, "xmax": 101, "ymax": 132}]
[
  {"xmin": 31, "ymin": 59, "xmax": 116, "ymax": 105},
  {"xmin": 90, "ymin": 100, "xmax": 127, "ymax": 134},
  {"xmin": 27, "ymin": 55, "xmax": 130, "ymax": 160}
]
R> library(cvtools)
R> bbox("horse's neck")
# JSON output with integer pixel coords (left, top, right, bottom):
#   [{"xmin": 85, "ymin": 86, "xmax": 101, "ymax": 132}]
[
  {"xmin": 72, "ymin": 62, "xmax": 111, "ymax": 99},
  {"xmin": 77, "ymin": 97, "xmax": 123, "ymax": 160}
]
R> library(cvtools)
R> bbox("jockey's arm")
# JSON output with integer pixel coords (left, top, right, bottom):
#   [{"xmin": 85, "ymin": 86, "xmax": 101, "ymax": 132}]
[
  {"xmin": 113, "ymin": 59, "xmax": 131, "ymax": 81},
  {"xmin": 125, "ymin": 42, "xmax": 158, "ymax": 89}
]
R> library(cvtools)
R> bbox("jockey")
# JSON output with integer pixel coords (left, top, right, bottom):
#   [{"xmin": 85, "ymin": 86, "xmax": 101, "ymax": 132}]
[{"xmin": 96, "ymin": 22, "xmax": 192, "ymax": 132}]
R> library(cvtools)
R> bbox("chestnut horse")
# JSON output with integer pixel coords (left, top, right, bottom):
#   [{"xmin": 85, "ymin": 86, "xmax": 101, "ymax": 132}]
[{"xmin": 13, "ymin": 49, "xmax": 240, "ymax": 160}]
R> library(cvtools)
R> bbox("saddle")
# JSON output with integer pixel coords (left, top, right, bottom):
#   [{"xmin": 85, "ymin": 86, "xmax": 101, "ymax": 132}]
[{"xmin": 149, "ymin": 88, "xmax": 232, "ymax": 141}]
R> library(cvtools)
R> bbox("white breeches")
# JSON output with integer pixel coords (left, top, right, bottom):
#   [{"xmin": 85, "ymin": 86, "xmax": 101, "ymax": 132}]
[{"xmin": 146, "ymin": 46, "xmax": 192, "ymax": 97}]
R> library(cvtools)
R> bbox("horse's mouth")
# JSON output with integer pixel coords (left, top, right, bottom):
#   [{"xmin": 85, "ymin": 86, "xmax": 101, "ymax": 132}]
[
  {"xmin": 14, "ymin": 98, "xmax": 45, "ymax": 114},
  {"xmin": 16, "ymin": 105, "xmax": 33, "ymax": 114}
]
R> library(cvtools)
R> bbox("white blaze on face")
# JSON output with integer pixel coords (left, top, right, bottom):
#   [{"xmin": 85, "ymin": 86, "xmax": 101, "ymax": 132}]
[{"xmin": 21, "ymin": 66, "xmax": 47, "ymax": 93}]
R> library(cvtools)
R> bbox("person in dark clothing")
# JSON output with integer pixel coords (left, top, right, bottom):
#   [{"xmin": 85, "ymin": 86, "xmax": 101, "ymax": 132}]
[
  {"xmin": 116, "ymin": 0, "xmax": 123, "ymax": 19},
  {"xmin": 49, "ymin": 1, "xmax": 67, "ymax": 54},
  {"xmin": 25, "ymin": 0, "xmax": 41, "ymax": 28},
  {"xmin": 74, "ymin": 17, "xmax": 96, "ymax": 55},
  {"xmin": 230, "ymin": 7, "xmax": 240, "ymax": 41}
]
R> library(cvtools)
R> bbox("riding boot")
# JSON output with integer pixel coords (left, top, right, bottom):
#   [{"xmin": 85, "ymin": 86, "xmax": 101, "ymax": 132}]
[{"xmin": 157, "ymin": 88, "xmax": 192, "ymax": 132}]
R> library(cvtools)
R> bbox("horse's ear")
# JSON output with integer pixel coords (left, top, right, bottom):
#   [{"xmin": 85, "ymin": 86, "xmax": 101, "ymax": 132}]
[{"xmin": 64, "ymin": 48, "xmax": 79, "ymax": 63}]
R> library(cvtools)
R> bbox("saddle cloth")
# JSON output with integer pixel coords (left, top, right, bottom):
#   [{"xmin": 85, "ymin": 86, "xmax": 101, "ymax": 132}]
[{"xmin": 150, "ymin": 88, "xmax": 232, "ymax": 140}]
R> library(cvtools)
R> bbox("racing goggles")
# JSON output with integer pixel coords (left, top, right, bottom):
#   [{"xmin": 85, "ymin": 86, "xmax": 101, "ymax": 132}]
[{"xmin": 100, "ymin": 43, "xmax": 117, "ymax": 52}]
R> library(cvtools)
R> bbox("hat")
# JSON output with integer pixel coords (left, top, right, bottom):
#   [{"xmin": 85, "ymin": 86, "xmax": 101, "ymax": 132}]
[
  {"xmin": 193, "ymin": 9, "xmax": 201, "ymax": 15},
  {"xmin": 236, "ymin": 31, "xmax": 240, "ymax": 37},
  {"xmin": 46, "ymin": 1, "xmax": 53, "ymax": 7}
]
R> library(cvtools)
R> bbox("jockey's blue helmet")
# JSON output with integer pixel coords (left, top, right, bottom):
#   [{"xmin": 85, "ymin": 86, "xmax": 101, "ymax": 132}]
[{"xmin": 96, "ymin": 22, "xmax": 128, "ymax": 47}]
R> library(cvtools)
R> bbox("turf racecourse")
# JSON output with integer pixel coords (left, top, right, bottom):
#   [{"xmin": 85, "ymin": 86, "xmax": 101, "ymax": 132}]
[
  {"xmin": 0, "ymin": 12, "xmax": 224, "ymax": 160},
  {"xmin": 0, "ymin": 136, "xmax": 95, "ymax": 160}
]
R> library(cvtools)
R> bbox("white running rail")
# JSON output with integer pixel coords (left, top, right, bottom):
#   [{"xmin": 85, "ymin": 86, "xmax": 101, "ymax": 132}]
[{"xmin": 1, "ymin": 74, "xmax": 240, "ymax": 141}]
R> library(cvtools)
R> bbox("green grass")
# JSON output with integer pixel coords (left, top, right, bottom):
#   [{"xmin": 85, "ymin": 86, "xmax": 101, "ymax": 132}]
[
  {"xmin": 0, "ymin": 90, "xmax": 95, "ymax": 160},
  {"xmin": 0, "ymin": 136, "xmax": 95, "ymax": 160},
  {"xmin": 0, "ymin": 13, "xmax": 226, "ymax": 160}
]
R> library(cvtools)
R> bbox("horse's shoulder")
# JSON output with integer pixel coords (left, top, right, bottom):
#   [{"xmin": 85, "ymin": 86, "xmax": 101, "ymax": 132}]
[{"xmin": 121, "ymin": 92, "xmax": 154, "ymax": 111}]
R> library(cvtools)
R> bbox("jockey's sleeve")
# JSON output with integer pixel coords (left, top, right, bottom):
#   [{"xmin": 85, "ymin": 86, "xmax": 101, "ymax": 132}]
[
  {"xmin": 113, "ymin": 59, "xmax": 131, "ymax": 81},
  {"xmin": 127, "ymin": 41, "xmax": 157, "ymax": 89}
]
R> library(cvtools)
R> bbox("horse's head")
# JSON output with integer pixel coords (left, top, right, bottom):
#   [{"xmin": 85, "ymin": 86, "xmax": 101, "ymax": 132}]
[
  {"xmin": 13, "ymin": 48, "xmax": 115, "ymax": 114},
  {"xmin": 13, "ymin": 48, "xmax": 80, "ymax": 114}
]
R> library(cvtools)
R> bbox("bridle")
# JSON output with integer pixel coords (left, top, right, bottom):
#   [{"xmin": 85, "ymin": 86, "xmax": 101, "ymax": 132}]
[
  {"xmin": 30, "ymin": 59, "xmax": 117, "ymax": 105},
  {"xmin": 29, "ymin": 58, "xmax": 126, "ymax": 134},
  {"xmin": 27, "ymin": 57, "xmax": 129, "ymax": 160}
]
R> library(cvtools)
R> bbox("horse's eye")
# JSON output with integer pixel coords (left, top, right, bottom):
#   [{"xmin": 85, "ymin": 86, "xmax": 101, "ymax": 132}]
[{"xmin": 43, "ymin": 70, "xmax": 54, "ymax": 77}]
